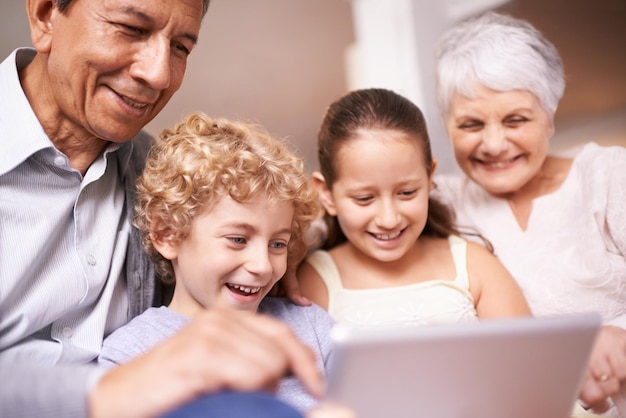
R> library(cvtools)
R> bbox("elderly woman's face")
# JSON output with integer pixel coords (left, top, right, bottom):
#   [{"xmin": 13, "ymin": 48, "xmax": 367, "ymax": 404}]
[{"xmin": 445, "ymin": 85, "xmax": 554, "ymax": 197}]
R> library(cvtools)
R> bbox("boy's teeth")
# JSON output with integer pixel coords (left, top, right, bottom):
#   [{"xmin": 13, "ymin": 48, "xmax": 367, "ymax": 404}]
[{"xmin": 229, "ymin": 284, "xmax": 261, "ymax": 294}]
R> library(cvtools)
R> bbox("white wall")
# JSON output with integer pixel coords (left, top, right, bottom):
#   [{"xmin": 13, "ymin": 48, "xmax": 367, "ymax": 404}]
[
  {"xmin": 346, "ymin": 0, "xmax": 626, "ymax": 167},
  {"xmin": 346, "ymin": 0, "xmax": 510, "ymax": 174},
  {"xmin": 1, "ymin": 1, "xmax": 624, "ymax": 174},
  {"xmin": 0, "ymin": 0, "xmax": 354, "ymax": 174}
]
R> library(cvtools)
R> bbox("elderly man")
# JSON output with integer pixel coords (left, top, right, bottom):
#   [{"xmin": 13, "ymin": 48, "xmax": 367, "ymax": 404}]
[{"xmin": 0, "ymin": 0, "xmax": 322, "ymax": 417}]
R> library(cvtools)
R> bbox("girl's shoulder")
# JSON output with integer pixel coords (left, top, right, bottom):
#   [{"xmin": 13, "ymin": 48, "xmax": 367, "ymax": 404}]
[{"xmin": 418, "ymin": 235, "xmax": 458, "ymax": 254}]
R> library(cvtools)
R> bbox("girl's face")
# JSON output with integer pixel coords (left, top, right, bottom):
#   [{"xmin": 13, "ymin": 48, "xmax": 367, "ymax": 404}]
[
  {"xmin": 445, "ymin": 85, "xmax": 555, "ymax": 197},
  {"xmin": 316, "ymin": 129, "xmax": 435, "ymax": 263}
]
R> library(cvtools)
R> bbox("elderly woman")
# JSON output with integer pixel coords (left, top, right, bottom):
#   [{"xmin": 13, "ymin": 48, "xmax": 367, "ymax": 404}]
[{"xmin": 433, "ymin": 11, "xmax": 626, "ymax": 415}]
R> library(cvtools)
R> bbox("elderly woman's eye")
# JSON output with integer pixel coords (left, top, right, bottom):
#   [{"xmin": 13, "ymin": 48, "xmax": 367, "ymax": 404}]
[
  {"xmin": 458, "ymin": 121, "xmax": 482, "ymax": 131},
  {"xmin": 505, "ymin": 117, "xmax": 528, "ymax": 127}
]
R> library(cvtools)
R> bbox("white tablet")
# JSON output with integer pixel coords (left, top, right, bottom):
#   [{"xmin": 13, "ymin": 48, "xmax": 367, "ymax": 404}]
[{"xmin": 326, "ymin": 313, "xmax": 601, "ymax": 418}]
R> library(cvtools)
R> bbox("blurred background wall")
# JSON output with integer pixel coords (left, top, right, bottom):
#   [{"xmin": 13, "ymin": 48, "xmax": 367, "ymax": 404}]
[{"xmin": 1, "ymin": 0, "xmax": 624, "ymax": 174}]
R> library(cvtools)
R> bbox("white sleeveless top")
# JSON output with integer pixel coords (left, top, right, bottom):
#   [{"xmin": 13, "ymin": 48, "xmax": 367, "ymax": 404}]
[{"xmin": 306, "ymin": 235, "xmax": 478, "ymax": 328}]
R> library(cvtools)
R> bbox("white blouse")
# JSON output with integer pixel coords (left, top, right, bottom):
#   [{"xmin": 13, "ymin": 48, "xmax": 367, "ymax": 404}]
[{"xmin": 435, "ymin": 142, "xmax": 626, "ymax": 327}]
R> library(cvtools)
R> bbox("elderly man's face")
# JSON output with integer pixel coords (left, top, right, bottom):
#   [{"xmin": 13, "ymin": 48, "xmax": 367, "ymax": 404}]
[{"xmin": 41, "ymin": 0, "xmax": 204, "ymax": 142}]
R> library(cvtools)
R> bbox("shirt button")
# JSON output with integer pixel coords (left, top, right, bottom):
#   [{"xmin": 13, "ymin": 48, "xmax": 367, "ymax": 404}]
[
  {"xmin": 54, "ymin": 155, "xmax": 66, "ymax": 166},
  {"xmin": 86, "ymin": 254, "xmax": 97, "ymax": 266},
  {"xmin": 62, "ymin": 327, "xmax": 73, "ymax": 338}
]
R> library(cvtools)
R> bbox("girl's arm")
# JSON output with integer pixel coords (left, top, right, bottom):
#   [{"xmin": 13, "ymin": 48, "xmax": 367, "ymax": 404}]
[{"xmin": 466, "ymin": 241, "xmax": 532, "ymax": 319}]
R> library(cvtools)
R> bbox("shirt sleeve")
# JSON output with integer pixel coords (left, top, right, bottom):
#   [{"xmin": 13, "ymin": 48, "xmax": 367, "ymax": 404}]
[
  {"xmin": 97, "ymin": 322, "xmax": 150, "ymax": 368},
  {"xmin": 308, "ymin": 302, "xmax": 336, "ymax": 370},
  {"xmin": 605, "ymin": 146, "xmax": 626, "ymax": 258},
  {"xmin": 607, "ymin": 314, "xmax": 626, "ymax": 329},
  {"xmin": 0, "ymin": 364, "xmax": 97, "ymax": 418},
  {"xmin": 432, "ymin": 173, "xmax": 463, "ymax": 208}
]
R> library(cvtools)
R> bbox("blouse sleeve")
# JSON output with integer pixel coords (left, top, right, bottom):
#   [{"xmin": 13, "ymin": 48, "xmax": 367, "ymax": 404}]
[
  {"xmin": 432, "ymin": 173, "xmax": 465, "ymax": 209},
  {"xmin": 604, "ymin": 146, "xmax": 626, "ymax": 258}
]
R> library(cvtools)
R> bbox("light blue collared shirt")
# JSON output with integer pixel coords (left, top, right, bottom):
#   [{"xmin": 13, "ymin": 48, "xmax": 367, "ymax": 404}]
[{"xmin": 0, "ymin": 48, "xmax": 129, "ymax": 365}]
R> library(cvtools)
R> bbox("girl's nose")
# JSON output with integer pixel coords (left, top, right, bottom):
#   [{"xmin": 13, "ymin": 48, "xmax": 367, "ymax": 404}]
[{"xmin": 374, "ymin": 200, "xmax": 401, "ymax": 229}]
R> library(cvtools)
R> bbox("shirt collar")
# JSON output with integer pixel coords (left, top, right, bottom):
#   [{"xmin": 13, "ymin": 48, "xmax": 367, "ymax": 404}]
[
  {"xmin": 0, "ymin": 48, "xmax": 53, "ymax": 176},
  {"xmin": 0, "ymin": 48, "xmax": 134, "ymax": 177}
]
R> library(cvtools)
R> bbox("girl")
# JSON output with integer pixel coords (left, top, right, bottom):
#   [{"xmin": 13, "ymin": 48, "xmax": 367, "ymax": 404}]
[{"xmin": 296, "ymin": 88, "xmax": 531, "ymax": 328}]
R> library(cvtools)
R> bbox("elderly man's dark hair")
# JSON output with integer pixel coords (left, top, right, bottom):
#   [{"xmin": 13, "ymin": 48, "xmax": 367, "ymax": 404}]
[{"xmin": 54, "ymin": 0, "xmax": 211, "ymax": 16}]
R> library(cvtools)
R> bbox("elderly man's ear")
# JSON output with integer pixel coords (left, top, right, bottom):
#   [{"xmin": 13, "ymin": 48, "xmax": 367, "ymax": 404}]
[{"xmin": 27, "ymin": 0, "xmax": 58, "ymax": 53}]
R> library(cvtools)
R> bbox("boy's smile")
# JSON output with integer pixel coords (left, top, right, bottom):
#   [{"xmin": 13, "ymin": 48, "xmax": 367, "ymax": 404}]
[{"xmin": 157, "ymin": 195, "xmax": 294, "ymax": 317}]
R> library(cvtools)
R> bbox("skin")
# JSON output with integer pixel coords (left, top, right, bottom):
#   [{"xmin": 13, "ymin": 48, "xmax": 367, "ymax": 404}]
[
  {"xmin": 579, "ymin": 326, "xmax": 626, "ymax": 412},
  {"xmin": 445, "ymin": 85, "xmax": 570, "ymax": 230},
  {"xmin": 445, "ymin": 86, "xmax": 555, "ymax": 198},
  {"xmin": 297, "ymin": 129, "xmax": 530, "ymax": 319},
  {"xmin": 20, "ymin": 0, "xmax": 324, "ymax": 416},
  {"xmin": 319, "ymin": 130, "xmax": 434, "ymax": 269},
  {"xmin": 445, "ymin": 83, "xmax": 626, "ymax": 412},
  {"xmin": 93, "ymin": 307, "xmax": 323, "ymax": 418},
  {"xmin": 23, "ymin": 0, "xmax": 203, "ymax": 174},
  {"xmin": 154, "ymin": 195, "xmax": 294, "ymax": 316},
  {"xmin": 153, "ymin": 195, "xmax": 353, "ymax": 417}
]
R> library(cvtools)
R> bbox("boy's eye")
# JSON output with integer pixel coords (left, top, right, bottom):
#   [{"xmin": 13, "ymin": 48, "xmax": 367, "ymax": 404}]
[
  {"xmin": 228, "ymin": 236, "xmax": 247, "ymax": 245},
  {"xmin": 353, "ymin": 196, "xmax": 373, "ymax": 204}
]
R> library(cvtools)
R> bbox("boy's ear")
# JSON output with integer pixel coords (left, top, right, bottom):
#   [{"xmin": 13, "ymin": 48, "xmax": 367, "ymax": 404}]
[
  {"xmin": 312, "ymin": 172, "xmax": 337, "ymax": 216},
  {"xmin": 151, "ymin": 230, "xmax": 179, "ymax": 261},
  {"xmin": 27, "ymin": 0, "xmax": 56, "ymax": 53}
]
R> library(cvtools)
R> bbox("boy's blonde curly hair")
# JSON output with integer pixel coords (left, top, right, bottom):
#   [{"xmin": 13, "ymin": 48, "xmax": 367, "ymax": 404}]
[{"xmin": 134, "ymin": 112, "xmax": 322, "ymax": 283}]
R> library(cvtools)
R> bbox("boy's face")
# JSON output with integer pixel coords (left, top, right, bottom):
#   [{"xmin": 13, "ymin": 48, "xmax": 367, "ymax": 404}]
[{"xmin": 158, "ymin": 195, "xmax": 294, "ymax": 317}]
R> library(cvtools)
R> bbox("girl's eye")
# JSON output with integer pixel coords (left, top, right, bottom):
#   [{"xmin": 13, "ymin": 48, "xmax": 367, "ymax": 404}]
[
  {"xmin": 270, "ymin": 241, "xmax": 288, "ymax": 251},
  {"xmin": 399, "ymin": 189, "xmax": 417, "ymax": 198}
]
